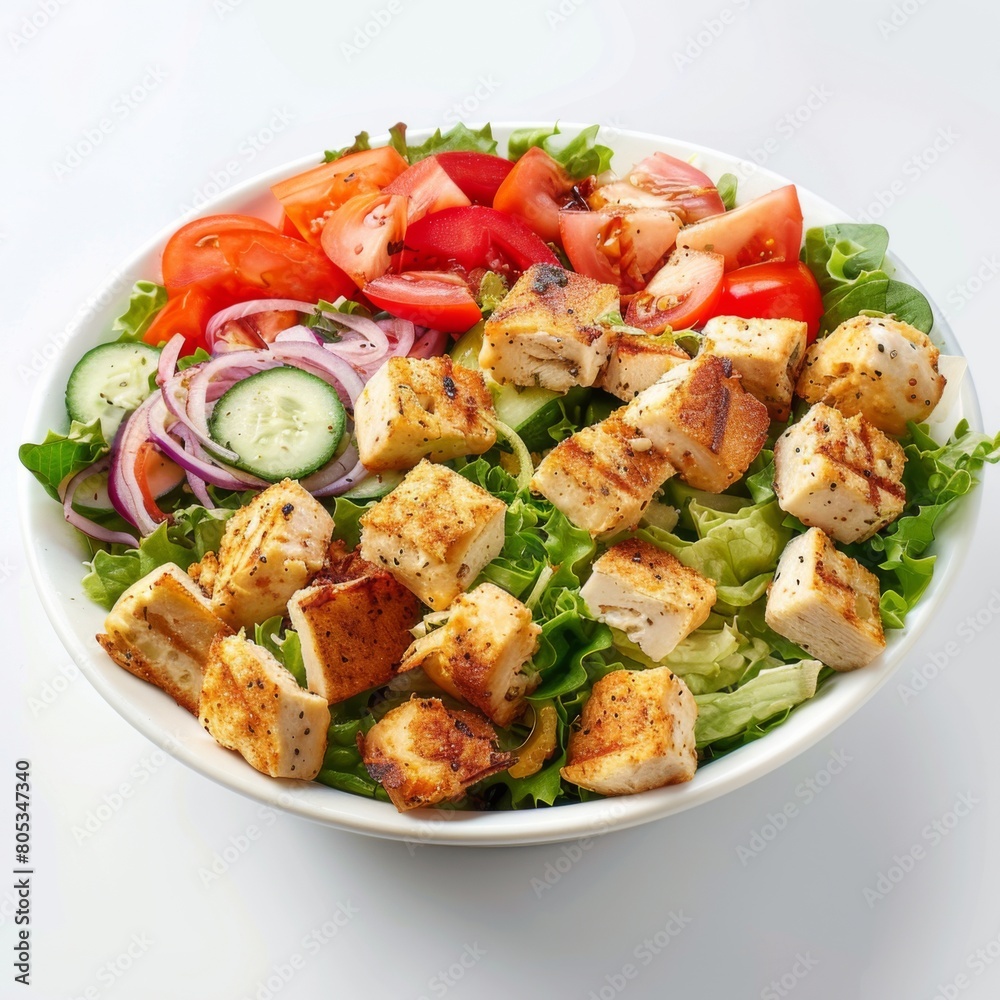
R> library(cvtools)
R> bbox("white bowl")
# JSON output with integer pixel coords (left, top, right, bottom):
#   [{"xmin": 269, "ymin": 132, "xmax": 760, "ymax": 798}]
[{"xmin": 18, "ymin": 125, "xmax": 982, "ymax": 846}]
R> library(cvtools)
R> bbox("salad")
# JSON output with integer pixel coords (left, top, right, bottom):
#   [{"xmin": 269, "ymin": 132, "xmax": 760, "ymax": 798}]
[{"xmin": 20, "ymin": 121, "xmax": 1000, "ymax": 814}]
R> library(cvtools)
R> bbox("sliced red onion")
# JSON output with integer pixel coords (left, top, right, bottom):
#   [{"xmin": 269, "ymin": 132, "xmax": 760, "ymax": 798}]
[
  {"xmin": 168, "ymin": 424, "xmax": 225, "ymax": 507},
  {"xmin": 265, "ymin": 342, "xmax": 366, "ymax": 407},
  {"xmin": 61, "ymin": 457, "xmax": 140, "ymax": 547},
  {"xmin": 409, "ymin": 327, "xmax": 449, "ymax": 359},
  {"xmin": 156, "ymin": 333, "xmax": 186, "ymax": 387},
  {"xmin": 307, "ymin": 451, "xmax": 369, "ymax": 498},
  {"xmin": 274, "ymin": 324, "xmax": 322, "ymax": 346},
  {"xmin": 108, "ymin": 395, "xmax": 166, "ymax": 535},
  {"xmin": 205, "ymin": 298, "xmax": 318, "ymax": 347},
  {"xmin": 379, "ymin": 316, "xmax": 416, "ymax": 358},
  {"xmin": 147, "ymin": 398, "xmax": 268, "ymax": 490}
]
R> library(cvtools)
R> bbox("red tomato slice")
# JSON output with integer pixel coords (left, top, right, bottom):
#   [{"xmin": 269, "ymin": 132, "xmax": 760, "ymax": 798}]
[
  {"xmin": 402, "ymin": 205, "xmax": 559, "ymax": 279},
  {"xmin": 363, "ymin": 271, "xmax": 481, "ymax": 334},
  {"xmin": 493, "ymin": 147, "xmax": 575, "ymax": 244},
  {"xmin": 384, "ymin": 156, "xmax": 471, "ymax": 223},
  {"xmin": 161, "ymin": 214, "xmax": 280, "ymax": 289},
  {"xmin": 626, "ymin": 152, "xmax": 725, "ymax": 223},
  {"xmin": 710, "ymin": 259, "xmax": 824, "ymax": 342},
  {"xmin": 587, "ymin": 181, "xmax": 677, "ymax": 212},
  {"xmin": 279, "ymin": 213, "xmax": 304, "ymax": 239},
  {"xmin": 435, "ymin": 151, "xmax": 514, "ymax": 204},
  {"xmin": 559, "ymin": 208, "xmax": 681, "ymax": 291},
  {"xmin": 625, "ymin": 249, "xmax": 725, "ymax": 333},
  {"xmin": 271, "ymin": 146, "xmax": 409, "ymax": 245},
  {"xmin": 143, "ymin": 286, "xmax": 218, "ymax": 351},
  {"xmin": 678, "ymin": 185, "xmax": 803, "ymax": 270},
  {"xmin": 320, "ymin": 192, "xmax": 408, "ymax": 289}
]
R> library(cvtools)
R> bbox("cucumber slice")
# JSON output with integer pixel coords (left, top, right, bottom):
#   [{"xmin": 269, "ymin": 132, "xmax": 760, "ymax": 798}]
[
  {"xmin": 341, "ymin": 470, "xmax": 405, "ymax": 500},
  {"xmin": 65, "ymin": 342, "xmax": 161, "ymax": 440},
  {"xmin": 208, "ymin": 367, "xmax": 346, "ymax": 482},
  {"xmin": 449, "ymin": 321, "xmax": 590, "ymax": 451}
]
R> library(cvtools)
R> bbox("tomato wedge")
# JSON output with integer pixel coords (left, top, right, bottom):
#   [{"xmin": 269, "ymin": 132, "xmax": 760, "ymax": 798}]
[
  {"xmin": 678, "ymin": 185, "xmax": 803, "ymax": 270},
  {"xmin": 493, "ymin": 147, "xmax": 575, "ymax": 243},
  {"xmin": 435, "ymin": 151, "xmax": 514, "ymax": 204},
  {"xmin": 625, "ymin": 248, "xmax": 725, "ymax": 333},
  {"xmin": 559, "ymin": 207, "xmax": 681, "ymax": 291},
  {"xmin": 363, "ymin": 271, "xmax": 481, "ymax": 334},
  {"xmin": 320, "ymin": 192, "xmax": 408, "ymax": 289},
  {"xmin": 384, "ymin": 156, "xmax": 470, "ymax": 223},
  {"xmin": 143, "ymin": 286, "xmax": 217, "ymax": 351},
  {"xmin": 710, "ymin": 259, "xmax": 824, "ymax": 342},
  {"xmin": 402, "ymin": 205, "xmax": 559, "ymax": 280},
  {"xmin": 161, "ymin": 214, "xmax": 280, "ymax": 289},
  {"xmin": 627, "ymin": 152, "xmax": 725, "ymax": 223},
  {"xmin": 271, "ymin": 146, "xmax": 408, "ymax": 245}
]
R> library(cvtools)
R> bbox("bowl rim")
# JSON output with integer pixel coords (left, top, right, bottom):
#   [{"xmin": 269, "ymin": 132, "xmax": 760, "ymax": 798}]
[{"xmin": 17, "ymin": 123, "xmax": 984, "ymax": 846}]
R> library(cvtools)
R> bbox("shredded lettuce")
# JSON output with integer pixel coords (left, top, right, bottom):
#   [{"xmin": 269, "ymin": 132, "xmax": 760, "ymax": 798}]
[{"xmin": 507, "ymin": 123, "xmax": 613, "ymax": 180}]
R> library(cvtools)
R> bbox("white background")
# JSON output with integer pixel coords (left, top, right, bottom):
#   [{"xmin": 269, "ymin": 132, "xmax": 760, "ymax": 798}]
[{"xmin": 3, "ymin": 1, "xmax": 1000, "ymax": 998}]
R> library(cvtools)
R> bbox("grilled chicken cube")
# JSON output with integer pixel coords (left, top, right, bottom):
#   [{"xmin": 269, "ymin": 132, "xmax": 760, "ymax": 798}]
[
  {"xmin": 354, "ymin": 355, "xmax": 497, "ymax": 471},
  {"xmin": 531, "ymin": 409, "xmax": 676, "ymax": 538},
  {"xmin": 360, "ymin": 697, "xmax": 513, "ymax": 811},
  {"xmin": 599, "ymin": 331, "xmax": 691, "ymax": 401},
  {"xmin": 774, "ymin": 402, "xmax": 906, "ymax": 543},
  {"xmin": 287, "ymin": 572, "xmax": 421, "ymax": 704},
  {"xmin": 623, "ymin": 353, "xmax": 770, "ymax": 492},
  {"xmin": 210, "ymin": 479, "xmax": 333, "ymax": 632},
  {"xmin": 479, "ymin": 263, "xmax": 618, "ymax": 392},
  {"xmin": 561, "ymin": 667, "xmax": 698, "ymax": 795},
  {"xmin": 700, "ymin": 315, "xmax": 807, "ymax": 421},
  {"xmin": 400, "ymin": 583, "xmax": 542, "ymax": 727},
  {"xmin": 187, "ymin": 551, "xmax": 219, "ymax": 599},
  {"xmin": 359, "ymin": 460, "xmax": 506, "ymax": 609},
  {"xmin": 199, "ymin": 632, "xmax": 330, "ymax": 779},
  {"xmin": 765, "ymin": 527, "xmax": 885, "ymax": 671},
  {"xmin": 795, "ymin": 315, "xmax": 946, "ymax": 436},
  {"xmin": 580, "ymin": 538, "xmax": 716, "ymax": 661},
  {"xmin": 96, "ymin": 563, "xmax": 232, "ymax": 715}
]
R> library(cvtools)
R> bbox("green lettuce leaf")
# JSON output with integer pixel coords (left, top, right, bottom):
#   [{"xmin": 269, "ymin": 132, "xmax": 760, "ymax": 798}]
[
  {"xmin": 406, "ymin": 122, "xmax": 498, "ymax": 162},
  {"xmin": 81, "ymin": 505, "xmax": 233, "ymax": 609},
  {"xmin": 18, "ymin": 419, "xmax": 109, "ymax": 502},
  {"xmin": 695, "ymin": 660, "xmax": 822, "ymax": 746},
  {"xmin": 507, "ymin": 123, "xmax": 613, "ymax": 180},
  {"xmin": 255, "ymin": 616, "xmax": 307, "ymax": 688},
  {"xmin": 802, "ymin": 224, "xmax": 890, "ymax": 294},
  {"xmin": 717, "ymin": 172, "xmax": 738, "ymax": 211},
  {"xmin": 323, "ymin": 131, "xmax": 372, "ymax": 162},
  {"xmin": 113, "ymin": 281, "xmax": 168, "ymax": 343}
]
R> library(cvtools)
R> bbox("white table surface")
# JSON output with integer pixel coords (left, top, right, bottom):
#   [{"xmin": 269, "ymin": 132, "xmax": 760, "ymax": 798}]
[{"xmin": 4, "ymin": 2, "xmax": 1000, "ymax": 997}]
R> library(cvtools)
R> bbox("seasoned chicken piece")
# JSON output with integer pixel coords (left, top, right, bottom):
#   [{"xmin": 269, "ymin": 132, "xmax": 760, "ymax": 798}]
[
  {"xmin": 580, "ymin": 538, "xmax": 716, "ymax": 661},
  {"xmin": 400, "ymin": 583, "xmax": 542, "ymax": 727},
  {"xmin": 774, "ymin": 402, "xmax": 906, "ymax": 543},
  {"xmin": 287, "ymin": 573, "xmax": 421, "ymax": 704},
  {"xmin": 795, "ymin": 314, "xmax": 946, "ymax": 436},
  {"xmin": 765, "ymin": 527, "xmax": 885, "ymax": 671},
  {"xmin": 623, "ymin": 353, "xmax": 770, "ymax": 492},
  {"xmin": 360, "ymin": 697, "xmax": 513, "ymax": 811},
  {"xmin": 96, "ymin": 563, "xmax": 232, "ymax": 715},
  {"xmin": 211, "ymin": 479, "xmax": 333, "ymax": 631},
  {"xmin": 531, "ymin": 409, "xmax": 676, "ymax": 538},
  {"xmin": 199, "ymin": 632, "xmax": 330, "ymax": 779},
  {"xmin": 599, "ymin": 331, "xmax": 691, "ymax": 401},
  {"xmin": 359, "ymin": 460, "xmax": 506, "ymax": 609},
  {"xmin": 313, "ymin": 539, "xmax": 377, "ymax": 586},
  {"xmin": 187, "ymin": 551, "xmax": 219, "ymax": 599},
  {"xmin": 479, "ymin": 263, "xmax": 618, "ymax": 392},
  {"xmin": 700, "ymin": 315, "xmax": 807, "ymax": 421},
  {"xmin": 354, "ymin": 355, "xmax": 497, "ymax": 471},
  {"xmin": 561, "ymin": 667, "xmax": 698, "ymax": 795}
]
